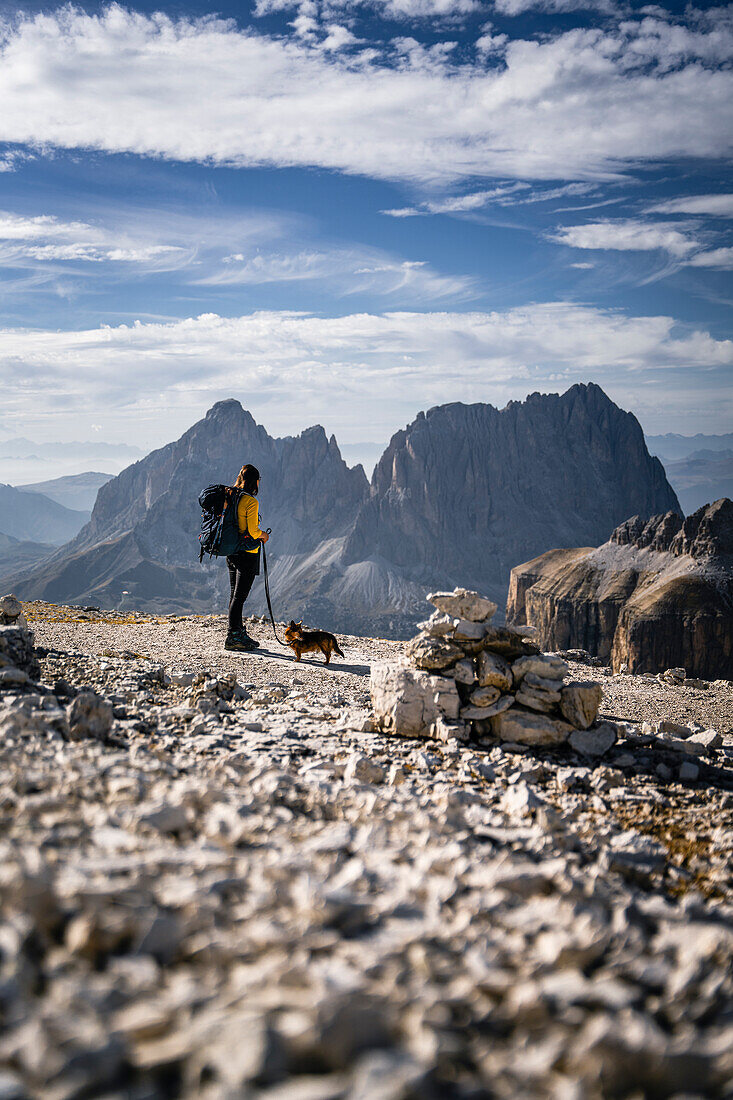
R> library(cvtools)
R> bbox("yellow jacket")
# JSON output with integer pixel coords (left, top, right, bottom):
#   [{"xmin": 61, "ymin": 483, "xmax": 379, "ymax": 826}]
[{"xmin": 237, "ymin": 493, "xmax": 266, "ymax": 553}]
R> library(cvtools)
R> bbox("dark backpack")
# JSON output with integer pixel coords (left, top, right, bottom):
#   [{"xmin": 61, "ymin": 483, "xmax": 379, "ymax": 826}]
[{"xmin": 197, "ymin": 485, "xmax": 259, "ymax": 561}]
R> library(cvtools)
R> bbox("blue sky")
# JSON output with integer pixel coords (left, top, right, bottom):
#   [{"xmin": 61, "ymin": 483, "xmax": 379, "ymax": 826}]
[{"xmin": 0, "ymin": 0, "xmax": 731, "ymax": 463}]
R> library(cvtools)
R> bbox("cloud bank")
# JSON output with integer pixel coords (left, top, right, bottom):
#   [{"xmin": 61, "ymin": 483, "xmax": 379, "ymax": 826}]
[
  {"xmin": 3, "ymin": 305, "xmax": 731, "ymax": 442},
  {"xmin": 0, "ymin": 6, "xmax": 731, "ymax": 183}
]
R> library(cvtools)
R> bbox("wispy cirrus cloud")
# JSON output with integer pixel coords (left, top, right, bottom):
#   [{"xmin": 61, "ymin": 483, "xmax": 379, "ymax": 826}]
[
  {"xmin": 0, "ymin": 205, "xmax": 478, "ymax": 304},
  {"xmin": 0, "ymin": 211, "xmax": 190, "ymax": 268},
  {"xmin": 0, "ymin": 6, "xmax": 731, "ymax": 184},
  {"xmin": 201, "ymin": 247, "xmax": 477, "ymax": 299},
  {"xmin": 494, "ymin": 0, "xmax": 616, "ymax": 13},
  {"xmin": 649, "ymin": 194, "xmax": 733, "ymax": 217},
  {"xmin": 382, "ymin": 182, "xmax": 595, "ymax": 217}
]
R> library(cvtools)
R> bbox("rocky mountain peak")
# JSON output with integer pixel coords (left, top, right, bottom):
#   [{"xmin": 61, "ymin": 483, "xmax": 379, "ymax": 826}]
[
  {"xmin": 609, "ymin": 499, "xmax": 733, "ymax": 559},
  {"xmin": 346, "ymin": 385, "xmax": 681, "ymax": 610},
  {"xmin": 610, "ymin": 510, "xmax": 684, "ymax": 552},
  {"xmin": 670, "ymin": 497, "xmax": 733, "ymax": 559}
]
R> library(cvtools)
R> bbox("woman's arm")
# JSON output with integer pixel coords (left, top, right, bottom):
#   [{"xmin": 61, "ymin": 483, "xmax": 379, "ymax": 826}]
[{"xmin": 239, "ymin": 495, "xmax": 269, "ymax": 542}]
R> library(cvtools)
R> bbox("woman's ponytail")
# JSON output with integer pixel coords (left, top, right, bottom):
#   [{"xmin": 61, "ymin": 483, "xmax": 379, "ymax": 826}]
[{"xmin": 234, "ymin": 464, "xmax": 260, "ymax": 495}]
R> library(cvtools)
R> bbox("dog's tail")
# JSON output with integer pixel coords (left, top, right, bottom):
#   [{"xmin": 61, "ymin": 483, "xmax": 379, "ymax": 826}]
[{"xmin": 334, "ymin": 640, "xmax": 345, "ymax": 658}]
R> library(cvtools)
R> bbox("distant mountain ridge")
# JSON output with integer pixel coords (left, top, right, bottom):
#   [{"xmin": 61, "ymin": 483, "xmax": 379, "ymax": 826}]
[
  {"xmin": 661, "ymin": 450, "xmax": 733, "ymax": 516},
  {"xmin": 3, "ymin": 385, "xmax": 681, "ymax": 637},
  {"xmin": 0, "ymin": 532, "xmax": 55, "ymax": 575},
  {"xmin": 646, "ymin": 432, "xmax": 733, "ymax": 462},
  {"xmin": 17, "ymin": 472, "xmax": 113, "ymax": 513},
  {"xmin": 0, "ymin": 484, "xmax": 90, "ymax": 547},
  {"xmin": 0, "ymin": 437, "xmax": 143, "ymax": 462}
]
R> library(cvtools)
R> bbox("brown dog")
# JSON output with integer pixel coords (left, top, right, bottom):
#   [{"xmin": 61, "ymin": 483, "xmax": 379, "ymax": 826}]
[{"xmin": 284, "ymin": 620, "xmax": 345, "ymax": 664}]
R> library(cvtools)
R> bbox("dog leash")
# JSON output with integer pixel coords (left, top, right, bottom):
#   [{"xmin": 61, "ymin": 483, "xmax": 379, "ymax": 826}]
[{"xmin": 261, "ymin": 530, "xmax": 288, "ymax": 647}]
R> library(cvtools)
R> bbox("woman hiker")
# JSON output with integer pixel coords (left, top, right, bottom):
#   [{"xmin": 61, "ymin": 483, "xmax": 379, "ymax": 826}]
[{"xmin": 225, "ymin": 463, "xmax": 269, "ymax": 652}]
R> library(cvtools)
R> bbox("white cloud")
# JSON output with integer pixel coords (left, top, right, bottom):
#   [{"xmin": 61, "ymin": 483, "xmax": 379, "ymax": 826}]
[
  {"xmin": 0, "ymin": 205, "xmax": 476, "ymax": 303},
  {"xmin": 203, "ymin": 247, "xmax": 476, "ymax": 299},
  {"xmin": 494, "ymin": 0, "xmax": 616, "ymax": 13},
  {"xmin": 0, "ymin": 149, "xmax": 32, "ymax": 173},
  {"xmin": 687, "ymin": 247, "xmax": 733, "ymax": 269},
  {"xmin": 0, "ymin": 6, "xmax": 731, "ymax": 184},
  {"xmin": 550, "ymin": 216, "xmax": 733, "ymax": 272},
  {"xmin": 2, "ymin": 305, "xmax": 731, "ymax": 443},
  {"xmin": 476, "ymin": 31, "xmax": 508, "ymax": 54},
  {"xmin": 382, "ymin": 183, "xmax": 529, "ymax": 217},
  {"xmin": 382, "ymin": 182, "xmax": 595, "ymax": 217},
  {"xmin": 256, "ymin": 0, "xmax": 480, "ymax": 20},
  {"xmin": 0, "ymin": 211, "xmax": 188, "ymax": 267},
  {"xmin": 550, "ymin": 219, "xmax": 697, "ymax": 257},
  {"xmin": 649, "ymin": 194, "xmax": 733, "ymax": 217}
]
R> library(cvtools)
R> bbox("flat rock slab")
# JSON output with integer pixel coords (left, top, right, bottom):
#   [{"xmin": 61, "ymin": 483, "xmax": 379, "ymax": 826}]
[
  {"xmin": 491, "ymin": 706, "xmax": 574, "ymax": 746},
  {"xmin": 405, "ymin": 635, "xmax": 462, "ymax": 671},
  {"xmin": 427, "ymin": 588, "xmax": 498, "ymax": 623},
  {"xmin": 569, "ymin": 722, "xmax": 617, "ymax": 758},
  {"xmin": 512, "ymin": 654, "xmax": 568, "ymax": 685}
]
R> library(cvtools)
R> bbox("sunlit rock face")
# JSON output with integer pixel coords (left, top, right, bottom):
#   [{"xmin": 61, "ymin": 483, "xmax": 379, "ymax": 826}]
[
  {"xmin": 343, "ymin": 382, "xmax": 680, "ymax": 613},
  {"xmin": 508, "ymin": 498, "xmax": 733, "ymax": 679}
]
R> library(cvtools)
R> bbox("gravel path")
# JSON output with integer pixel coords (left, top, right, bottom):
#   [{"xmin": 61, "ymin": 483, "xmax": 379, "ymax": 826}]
[{"xmin": 0, "ymin": 602, "xmax": 731, "ymax": 1099}]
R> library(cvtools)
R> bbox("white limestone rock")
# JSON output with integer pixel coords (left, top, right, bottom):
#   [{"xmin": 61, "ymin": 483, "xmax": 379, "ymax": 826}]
[
  {"xmin": 427, "ymin": 588, "xmax": 498, "ymax": 623},
  {"xmin": 66, "ymin": 691, "xmax": 113, "ymax": 742},
  {"xmin": 476, "ymin": 694, "xmax": 514, "ymax": 719},
  {"xmin": 490, "ymin": 707, "xmax": 573, "ymax": 746},
  {"xmin": 461, "ymin": 694, "xmax": 515, "ymax": 720},
  {"xmin": 432, "ymin": 717, "xmax": 469, "ymax": 743},
  {"xmin": 405, "ymin": 634, "xmax": 462, "ymax": 671},
  {"xmin": 660, "ymin": 667, "xmax": 686, "ymax": 685},
  {"xmin": 416, "ymin": 611, "xmax": 458, "ymax": 637},
  {"xmin": 370, "ymin": 661, "xmax": 461, "ymax": 739},
  {"xmin": 344, "ymin": 754, "xmax": 385, "ymax": 785},
  {"xmin": 524, "ymin": 671, "xmax": 565, "ymax": 693},
  {"xmin": 512, "ymin": 654, "xmax": 568, "ymax": 686},
  {"xmin": 169, "ymin": 670, "xmax": 195, "ymax": 687},
  {"xmin": 0, "ymin": 595, "xmax": 24, "ymax": 625},
  {"xmin": 688, "ymin": 728, "xmax": 722, "ymax": 750},
  {"xmin": 569, "ymin": 722, "xmax": 617, "ymax": 758},
  {"xmin": 0, "ymin": 623, "xmax": 39, "ymax": 678},
  {"xmin": 560, "ymin": 682, "xmax": 604, "ymax": 730},
  {"xmin": 514, "ymin": 687, "xmax": 559, "ymax": 713},
  {"xmin": 656, "ymin": 719, "xmax": 692, "ymax": 737},
  {"xmin": 476, "ymin": 650, "xmax": 512, "ymax": 692},
  {"xmin": 453, "ymin": 619, "xmax": 486, "ymax": 642},
  {"xmin": 469, "ymin": 683, "xmax": 501, "ymax": 708}
]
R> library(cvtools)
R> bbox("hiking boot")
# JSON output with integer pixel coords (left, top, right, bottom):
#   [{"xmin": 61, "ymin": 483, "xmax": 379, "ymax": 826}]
[
  {"xmin": 224, "ymin": 631, "xmax": 256, "ymax": 652},
  {"xmin": 238, "ymin": 626, "xmax": 260, "ymax": 649}
]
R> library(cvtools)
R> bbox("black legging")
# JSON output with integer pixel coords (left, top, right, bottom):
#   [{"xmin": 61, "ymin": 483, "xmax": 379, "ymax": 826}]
[{"xmin": 227, "ymin": 552, "xmax": 259, "ymax": 633}]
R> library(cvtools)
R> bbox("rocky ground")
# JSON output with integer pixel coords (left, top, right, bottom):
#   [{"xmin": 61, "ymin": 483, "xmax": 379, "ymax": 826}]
[{"xmin": 1, "ymin": 600, "xmax": 732, "ymax": 1099}]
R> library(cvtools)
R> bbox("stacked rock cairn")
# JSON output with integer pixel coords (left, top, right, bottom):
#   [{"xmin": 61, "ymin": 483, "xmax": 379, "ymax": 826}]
[
  {"xmin": 0, "ymin": 593, "xmax": 40, "ymax": 684},
  {"xmin": 371, "ymin": 587, "xmax": 610, "ymax": 752}
]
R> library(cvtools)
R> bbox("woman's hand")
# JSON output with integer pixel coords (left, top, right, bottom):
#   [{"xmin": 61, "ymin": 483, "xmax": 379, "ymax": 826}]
[{"xmin": 261, "ymin": 532, "xmax": 269, "ymax": 544}]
